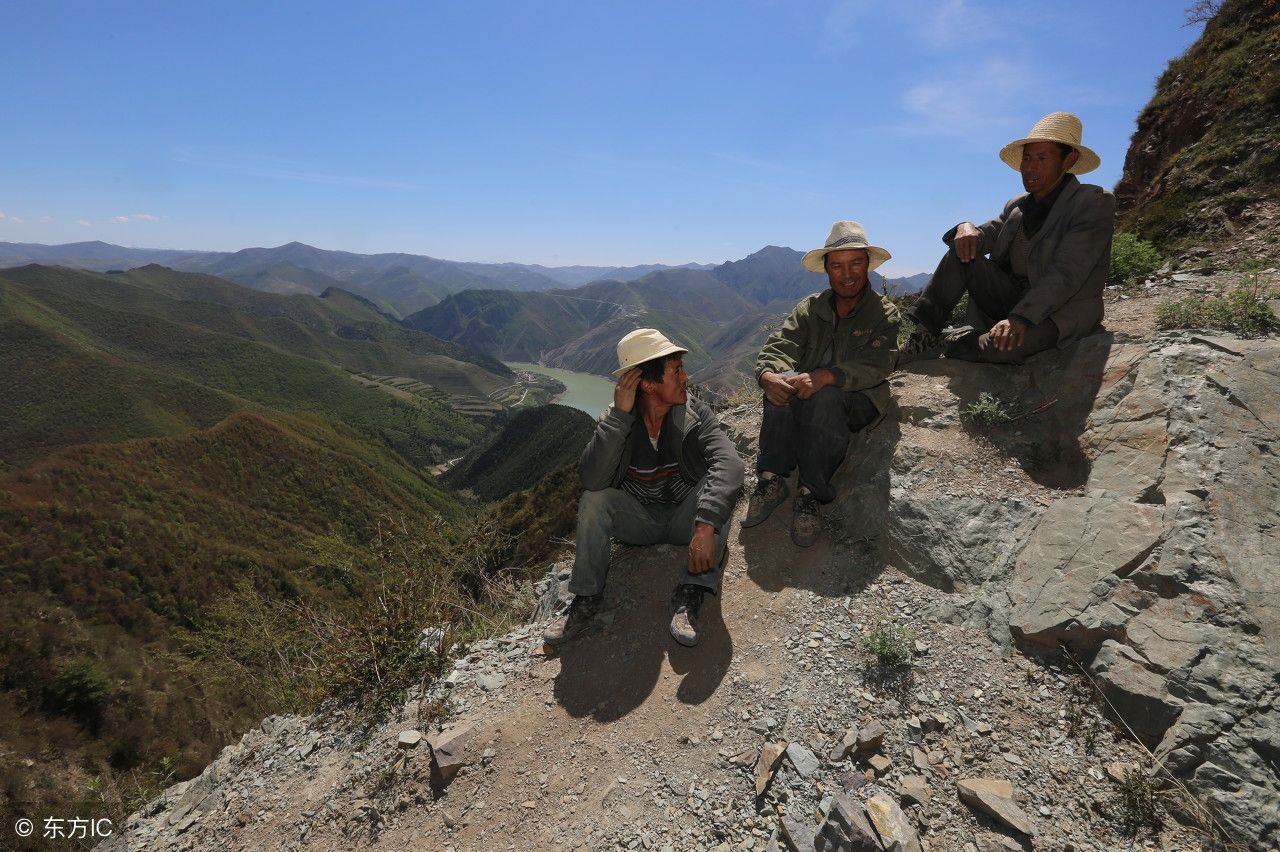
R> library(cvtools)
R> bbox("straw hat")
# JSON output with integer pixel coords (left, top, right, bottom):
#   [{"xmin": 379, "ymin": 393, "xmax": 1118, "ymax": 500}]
[
  {"xmin": 613, "ymin": 328, "xmax": 688, "ymax": 377},
  {"xmin": 999, "ymin": 112, "xmax": 1100, "ymax": 174},
  {"xmin": 801, "ymin": 220, "xmax": 892, "ymax": 273}
]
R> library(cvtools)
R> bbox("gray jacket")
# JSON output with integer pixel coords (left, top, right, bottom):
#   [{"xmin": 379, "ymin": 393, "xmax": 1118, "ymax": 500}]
[
  {"xmin": 579, "ymin": 397, "xmax": 744, "ymax": 530},
  {"xmin": 946, "ymin": 174, "xmax": 1115, "ymax": 342}
]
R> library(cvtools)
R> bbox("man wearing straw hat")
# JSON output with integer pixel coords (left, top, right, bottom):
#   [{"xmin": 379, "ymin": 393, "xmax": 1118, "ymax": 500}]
[
  {"xmin": 743, "ymin": 221, "xmax": 900, "ymax": 547},
  {"xmin": 543, "ymin": 328, "xmax": 744, "ymax": 648},
  {"xmin": 901, "ymin": 112, "xmax": 1115, "ymax": 362}
]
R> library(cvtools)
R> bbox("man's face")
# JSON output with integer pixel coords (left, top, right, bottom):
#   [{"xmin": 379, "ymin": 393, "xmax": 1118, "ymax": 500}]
[
  {"xmin": 644, "ymin": 356, "xmax": 688, "ymax": 406},
  {"xmin": 1020, "ymin": 141, "xmax": 1077, "ymax": 198},
  {"xmin": 824, "ymin": 249, "xmax": 869, "ymax": 301}
]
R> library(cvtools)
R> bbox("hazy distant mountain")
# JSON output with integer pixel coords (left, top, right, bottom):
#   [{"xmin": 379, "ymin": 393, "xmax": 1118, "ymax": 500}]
[
  {"xmin": 0, "ymin": 239, "xmax": 193, "ymax": 270},
  {"xmin": 517, "ymin": 261, "xmax": 716, "ymax": 287}
]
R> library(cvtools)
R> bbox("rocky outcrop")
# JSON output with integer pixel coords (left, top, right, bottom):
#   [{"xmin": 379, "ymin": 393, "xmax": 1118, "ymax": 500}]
[
  {"xmin": 1114, "ymin": 0, "xmax": 1280, "ymax": 253},
  {"xmin": 827, "ymin": 327, "xmax": 1280, "ymax": 847}
]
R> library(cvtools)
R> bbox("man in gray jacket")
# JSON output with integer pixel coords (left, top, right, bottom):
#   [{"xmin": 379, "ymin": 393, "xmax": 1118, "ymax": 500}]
[
  {"xmin": 901, "ymin": 112, "xmax": 1115, "ymax": 362},
  {"xmin": 543, "ymin": 328, "xmax": 744, "ymax": 648}
]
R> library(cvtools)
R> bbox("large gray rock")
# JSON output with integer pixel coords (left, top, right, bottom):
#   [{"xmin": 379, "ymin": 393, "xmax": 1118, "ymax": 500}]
[
  {"xmin": 863, "ymin": 792, "xmax": 922, "ymax": 852},
  {"xmin": 813, "ymin": 795, "xmax": 880, "ymax": 852},
  {"xmin": 1089, "ymin": 640, "xmax": 1184, "ymax": 746},
  {"xmin": 956, "ymin": 778, "xmax": 1035, "ymax": 837}
]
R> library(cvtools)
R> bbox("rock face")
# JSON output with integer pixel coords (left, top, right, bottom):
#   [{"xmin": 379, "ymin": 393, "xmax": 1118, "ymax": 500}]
[{"xmin": 831, "ymin": 331, "xmax": 1280, "ymax": 847}]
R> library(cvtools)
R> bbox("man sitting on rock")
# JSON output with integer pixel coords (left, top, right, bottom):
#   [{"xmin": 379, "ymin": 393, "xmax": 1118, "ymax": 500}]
[
  {"xmin": 742, "ymin": 221, "xmax": 900, "ymax": 547},
  {"xmin": 543, "ymin": 328, "xmax": 744, "ymax": 648},
  {"xmin": 900, "ymin": 112, "xmax": 1115, "ymax": 363}
]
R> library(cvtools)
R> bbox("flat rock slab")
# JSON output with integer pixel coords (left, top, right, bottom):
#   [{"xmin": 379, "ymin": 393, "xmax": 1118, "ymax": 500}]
[
  {"xmin": 865, "ymin": 792, "xmax": 922, "ymax": 852},
  {"xmin": 956, "ymin": 777, "xmax": 1035, "ymax": 837},
  {"xmin": 427, "ymin": 723, "xmax": 474, "ymax": 782},
  {"xmin": 755, "ymin": 741, "xmax": 788, "ymax": 797},
  {"xmin": 786, "ymin": 742, "xmax": 820, "ymax": 778},
  {"xmin": 814, "ymin": 795, "xmax": 880, "ymax": 852}
]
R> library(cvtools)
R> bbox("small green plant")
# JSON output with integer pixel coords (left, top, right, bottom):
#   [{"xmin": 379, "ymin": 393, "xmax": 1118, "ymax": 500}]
[
  {"xmin": 1156, "ymin": 272, "xmax": 1279, "ymax": 337},
  {"xmin": 1109, "ymin": 766, "xmax": 1162, "ymax": 836},
  {"xmin": 1109, "ymin": 232, "xmax": 1163, "ymax": 289},
  {"xmin": 861, "ymin": 620, "xmax": 914, "ymax": 670},
  {"xmin": 961, "ymin": 392, "xmax": 1012, "ymax": 427}
]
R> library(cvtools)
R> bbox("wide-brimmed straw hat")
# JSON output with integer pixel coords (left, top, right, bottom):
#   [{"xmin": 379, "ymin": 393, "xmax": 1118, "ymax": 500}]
[
  {"xmin": 999, "ymin": 112, "xmax": 1100, "ymax": 174},
  {"xmin": 613, "ymin": 328, "xmax": 688, "ymax": 378},
  {"xmin": 801, "ymin": 220, "xmax": 892, "ymax": 273}
]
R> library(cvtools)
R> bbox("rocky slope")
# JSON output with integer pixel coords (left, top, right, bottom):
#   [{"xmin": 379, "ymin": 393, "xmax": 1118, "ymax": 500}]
[
  {"xmin": 1114, "ymin": 0, "xmax": 1280, "ymax": 256},
  {"xmin": 97, "ymin": 265, "xmax": 1278, "ymax": 852}
]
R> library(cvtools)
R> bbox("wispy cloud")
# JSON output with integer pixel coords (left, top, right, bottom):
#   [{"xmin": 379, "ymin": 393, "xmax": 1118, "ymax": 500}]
[
  {"xmin": 880, "ymin": 57, "xmax": 1031, "ymax": 140},
  {"xmin": 0, "ymin": 210, "xmax": 6, "ymax": 220},
  {"xmin": 111, "ymin": 215, "xmax": 131, "ymax": 223},
  {"xmin": 40, "ymin": 215, "xmax": 54, "ymax": 223},
  {"xmin": 77, "ymin": 219, "xmax": 92, "ymax": 227},
  {"xmin": 172, "ymin": 148, "xmax": 421, "ymax": 190},
  {"xmin": 6, "ymin": 216, "xmax": 24, "ymax": 224},
  {"xmin": 824, "ymin": 0, "xmax": 874, "ymax": 45},
  {"xmin": 914, "ymin": 0, "xmax": 1000, "ymax": 48},
  {"xmin": 132, "ymin": 213, "xmax": 160, "ymax": 221}
]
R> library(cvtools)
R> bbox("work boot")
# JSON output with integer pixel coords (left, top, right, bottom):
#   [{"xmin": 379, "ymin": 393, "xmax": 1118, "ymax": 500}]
[
  {"xmin": 791, "ymin": 490, "xmax": 822, "ymax": 547},
  {"xmin": 899, "ymin": 326, "xmax": 941, "ymax": 358},
  {"xmin": 669, "ymin": 584, "xmax": 707, "ymax": 647},
  {"xmin": 542, "ymin": 594, "xmax": 601, "ymax": 645},
  {"xmin": 742, "ymin": 474, "xmax": 789, "ymax": 527}
]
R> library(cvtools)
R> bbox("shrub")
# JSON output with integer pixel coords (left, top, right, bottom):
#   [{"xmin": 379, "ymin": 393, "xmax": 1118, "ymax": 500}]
[
  {"xmin": 861, "ymin": 621, "xmax": 914, "ymax": 670},
  {"xmin": 961, "ymin": 392, "xmax": 1012, "ymax": 428},
  {"xmin": 43, "ymin": 657, "xmax": 113, "ymax": 731},
  {"xmin": 1109, "ymin": 233, "xmax": 1163, "ymax": 288},
  {"xmin": 1156, "ymin": 273, "xmax": 1279, "ymax": 337},
  {"xmin": 1109, "ymin": 766, "xmax": 1162, "ymax": 836}
]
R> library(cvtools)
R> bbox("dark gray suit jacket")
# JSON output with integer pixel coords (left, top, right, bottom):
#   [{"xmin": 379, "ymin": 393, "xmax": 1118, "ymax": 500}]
[{"xmin": 946, "ymin": 174, "xmax": 1116, "ymax": 342}]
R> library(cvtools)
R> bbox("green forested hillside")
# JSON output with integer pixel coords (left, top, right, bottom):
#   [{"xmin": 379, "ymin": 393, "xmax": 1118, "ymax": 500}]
[
  {"xmin": 445, "ymin": 404, "xmax": 595, "ymax": 501},
  {"xmin": 0, "ymin": 264, "xmax": 527, "ymax": 841}
]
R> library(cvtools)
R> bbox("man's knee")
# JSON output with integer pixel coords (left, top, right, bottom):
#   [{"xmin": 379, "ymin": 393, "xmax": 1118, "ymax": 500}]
[{"xmin": 577, "ymin": 489, "xmax": 614, "ymax": 524}]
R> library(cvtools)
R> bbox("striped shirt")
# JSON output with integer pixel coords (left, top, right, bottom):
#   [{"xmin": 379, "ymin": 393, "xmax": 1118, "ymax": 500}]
[{"xmin": 621, "ymin": 417, "xmax": 694, "ymax": 504}]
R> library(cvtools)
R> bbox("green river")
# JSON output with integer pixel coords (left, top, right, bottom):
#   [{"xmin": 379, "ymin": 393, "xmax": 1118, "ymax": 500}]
[{"xmin": 505, "ymin": 362, "xmax": 616, "ymax": 417}]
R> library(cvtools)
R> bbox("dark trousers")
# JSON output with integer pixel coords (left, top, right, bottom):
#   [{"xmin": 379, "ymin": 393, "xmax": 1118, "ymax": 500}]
[
  {"xmin": 910, "ymin": 252, "xmax": 1058, "ymax": 364},
  {"xmin": 570, "ymin": 477, "xmax": 730, "ymax": 597},
  {"xmin": 757, "ymin": 386, "xmax": 878, "ymax": 503}
]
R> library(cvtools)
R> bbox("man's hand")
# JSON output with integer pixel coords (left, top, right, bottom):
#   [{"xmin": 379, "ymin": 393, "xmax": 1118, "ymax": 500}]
[
  {"xmin": 614, "ymin": 367, "xmax": 641, "ymax": 412},
  {"xmin": 688, "ymin": 521, "xmax": 717, "ymax": 574},
  {"xmin": 759, "ymin": 371, "xmax": 797, "ymax": 407},
  {"xmin": 989, "ymin": 317, "xmax": 1028, "ymax": 352},
  {"xmin": 786, "ymin": 369, "xmax": 834, "ymax": 400},
  {"xmin": 952, "ymin": 222, "xmax": 981, "ymax": 263}
]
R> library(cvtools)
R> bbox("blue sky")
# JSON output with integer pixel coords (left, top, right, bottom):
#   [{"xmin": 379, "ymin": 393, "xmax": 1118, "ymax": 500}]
[{"xmin": 2, "ymin": 1, "xmax": 1201, "ymax": 274}]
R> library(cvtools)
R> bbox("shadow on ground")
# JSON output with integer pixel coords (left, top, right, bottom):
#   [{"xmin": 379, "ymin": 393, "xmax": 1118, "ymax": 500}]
[
  {"xmin": 552, "ymin": 544, "xmax": 732, "ymax": 721},
  {"xmin": 901, "ymin": 332, "xmax": 1116, "ymax": 488}
]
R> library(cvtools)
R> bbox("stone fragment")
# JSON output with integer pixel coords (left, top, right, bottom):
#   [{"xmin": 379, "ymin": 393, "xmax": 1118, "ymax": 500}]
[
  {"xmin": 787, "ymin": 742, "xmax": 820, "ymax": 778},
  {"xmin": 427, "ymin": 723, "xmax": 474, "ymax": 783},
  {"xmin": 899, "ymin": 775, "xmax": 930, "ymax": 807},
  {"xmin": 829, "ymin": 726, "xmax": 861, "ymax": 761},
  {"xmin": 864, "ymin": 792, "xmax": 923, "ymax": 852},
  {"xmin": 868, "ymin": 754, "xmax": 893, "ymax": 774},
  {"xmin": 728, "ymin": 748, "xmax": 759, "ymax": 767},
  {"xmin": 780, "ymin": 814, "xmax": 817, "ymax": 852},
  {"xmin": 856, "ymin": 721, "xmax": 886, "ymax": 756},
  {"xmin": 755, "ymin": 741, "xmax": 788, "ymax": 796},
  {"xmin": 1106, "ymin": 761, "xmax": 1137, "ymax": 783},
  {"xmin": 975, "ymin": 835, "xmax": 1023, "ymax": 852},
  {"xmin": 814, "ymin": 794, "xmax": 880, "ymax": 852},
  {"xmin": 956, "ymin": 778, "xmax": 1035, "ymax": 837},
  {"xmin": 475, "ymin": 672, "xmax": 507, "ymax": 691},
  {"xmin": 912, "ymin": 748, "xmax": 930, "ymax": 772},
  {"xmin": 906, "ymin": 717, "xmax": 923, "ymax": 744},
  {"xmin": 397, "ymin": 730, "xmax": 422, "ymax": 749}
]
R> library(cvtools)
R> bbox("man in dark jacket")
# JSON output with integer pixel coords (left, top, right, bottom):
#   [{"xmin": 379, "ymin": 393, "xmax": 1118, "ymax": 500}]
[
  {"xmin": 901, "ymin": 112, "xmax": 1115, "ymax": 363},
  {"xmin": 743, "ymin": 220, "xmax": 900, "ymax": 547},
  {"xmin": 543, "ymin": 328, "xmax": 744, "ymax": 648}
]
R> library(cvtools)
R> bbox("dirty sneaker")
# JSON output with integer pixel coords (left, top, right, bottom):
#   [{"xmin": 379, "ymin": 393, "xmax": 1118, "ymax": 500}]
[
  {"xmin": 899, "ymin": 327, "xmax": 941, "ymax": 358},
  {"xmin": 669, "ymin": 584, "xmax": 707, "ymax": 647},
  {"xmin": 791, "ymin": 490, "xmax": 822, "ymax": 547},
  {"xmin": 742, "ymin": 474, "xmax": 789, "ymax": 528},
  {"xmin": 542, "ymin": 594, "xmax": 601, "ymax": 645}
]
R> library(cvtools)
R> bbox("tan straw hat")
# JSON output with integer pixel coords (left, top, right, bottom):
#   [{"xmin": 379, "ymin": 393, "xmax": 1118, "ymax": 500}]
[
  {"xmin": 999, "ymin": 111, "xmax": 1100, "ymax": 174},
  {"xmin": 801, "ymin": 220, "xmax": 892, "ymax": 273},
  {"xmin": 613, "ymin": 328, "xmax": 688, "ymax": 377}
]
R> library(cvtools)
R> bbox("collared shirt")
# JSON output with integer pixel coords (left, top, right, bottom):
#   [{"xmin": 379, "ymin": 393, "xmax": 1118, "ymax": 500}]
[{"xmin": 1017, "ymin": 175, "xmax": 1071, "ymax": 238}]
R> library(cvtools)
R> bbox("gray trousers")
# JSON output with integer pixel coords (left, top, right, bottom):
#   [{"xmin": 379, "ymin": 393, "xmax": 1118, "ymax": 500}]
[
  {"xmin": 910, "ymin": 252, "xmax": 1059, "ymax": 364},
  {"xmin": 757, "ymin": 385, "xmax": 878, "ymax": 503},
  {"xmin": 570, "ymin": 477, "xmax": 730, "ymax": 597}
]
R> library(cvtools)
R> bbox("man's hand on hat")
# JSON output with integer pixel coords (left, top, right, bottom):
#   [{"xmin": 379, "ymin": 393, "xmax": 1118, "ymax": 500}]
[
  {"xmin": 952, "ymin": 222, "xmax": 981, "ymax": 263},
  {"xmin": 759, "ymin": 371, "xmax": 797, "ymax": 407},
  {"xmin": 989, "ymin": 317, "xmax": 1028, "ymax": 352},
  {"xmin": 614, "ymin": 367, "xmax": 642, "ymax": 412},
  {"xmin": 786, "ymin": 369, "xmax": 834, "ymax": 400}
]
